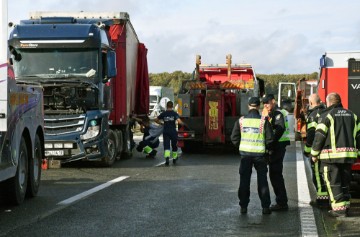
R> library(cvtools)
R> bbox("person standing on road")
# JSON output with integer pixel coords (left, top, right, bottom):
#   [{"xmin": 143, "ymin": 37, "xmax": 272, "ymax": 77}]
[
  {"xmin": 311, "ymin": 92, "xmax": 360, "ymax": 217},
  {"xmin": 262, "ymin": 94, "xmax": 290, "ymax": 211},
  {"xmin": 303, "ymin": 93, "xmax": 328, "ymax": 208},
  {"xmin": 155, "ymin": 101, "xmax": 184, "ymax": 166},
  {"xmin": 231, "ymin": 97, "xmax": 274, "ymax": 215}
]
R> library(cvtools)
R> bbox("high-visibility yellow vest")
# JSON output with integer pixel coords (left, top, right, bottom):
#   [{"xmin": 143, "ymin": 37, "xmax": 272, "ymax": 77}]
[
  {"xmin": 239, "ymin": 117, "xmax": 266, "ymax": 154},
  {"xmin": 279, "ymin": 109, "xmax": 290, "ymax": 142}
]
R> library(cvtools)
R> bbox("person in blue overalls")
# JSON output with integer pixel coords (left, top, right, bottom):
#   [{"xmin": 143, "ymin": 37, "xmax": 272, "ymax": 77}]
[{"xmin": 155, "ymin": 101, "xmax": 184, "ymax": 166}]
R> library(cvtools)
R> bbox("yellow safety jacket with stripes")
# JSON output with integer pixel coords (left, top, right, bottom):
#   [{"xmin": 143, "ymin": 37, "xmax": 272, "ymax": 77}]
[
  {"xmin": 279, "ymin": 109, "xmax": 290, "ymax": 143},
  {"xmin": 239, "ymin": 117, "xmax": 266, "ymax": 155},
  {"xmin": 311, "ymin": 104, "xmax": 360, "ymax": 163}
]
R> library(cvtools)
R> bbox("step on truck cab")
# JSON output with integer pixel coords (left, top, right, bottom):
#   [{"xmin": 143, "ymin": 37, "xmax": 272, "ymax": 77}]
[
  {"xmin": 177, "ymin": 54, "xmax": 264, "ymax": 153},
  {"xmin": 0, "ymin": 0, "xmax": 45, "ymax": 205},
  {"xmin": 8, "ymin": 12, "xmax": 149, "ymax": 166}
]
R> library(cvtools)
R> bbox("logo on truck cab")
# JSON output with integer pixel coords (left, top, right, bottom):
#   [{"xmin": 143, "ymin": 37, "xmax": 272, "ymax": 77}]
[
  {"xmin": 350, "ymin": 84, "xmax": 360, "ymax": 89},
  {"xmin": 20, "ymin": 43, "xmax": 38, "ymax": 48}
]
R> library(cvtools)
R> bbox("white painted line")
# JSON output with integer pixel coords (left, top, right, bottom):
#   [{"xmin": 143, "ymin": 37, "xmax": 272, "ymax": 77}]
[
  {"xmin": 296, "ymin": 141, "xmax": 318, "ymax": 237},
  {"xmin": 57, "ymin": 176, "xmax": 129, "ymax": 206}
]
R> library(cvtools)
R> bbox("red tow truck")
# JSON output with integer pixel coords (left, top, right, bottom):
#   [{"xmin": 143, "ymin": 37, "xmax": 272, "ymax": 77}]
[{"xmin": 177, "ymin": 54, "xmax": 264, "ymax": 152}]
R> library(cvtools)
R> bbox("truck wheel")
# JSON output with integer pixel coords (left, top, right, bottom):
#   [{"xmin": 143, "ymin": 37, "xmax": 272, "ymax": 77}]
[
  {"xmin": 5, "ymin": 137, "xmax": 29, "ymax": 205},
  {"xmin": 103, "ymin": 130, "xmax": 117, "ymax": 166},
  {"xmin": 26, "ymin": 135, "xmax": 42, "ymax": 197}
]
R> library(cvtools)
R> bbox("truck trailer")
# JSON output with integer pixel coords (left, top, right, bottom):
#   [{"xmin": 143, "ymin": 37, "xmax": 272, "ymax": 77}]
[
  {"xmin": 177, "ymin": 55, "xmax": 264, "ymax": 152},
  {"xmin": 8, "ymin": 12, "xmax": 149, "ymax": 166},
  {"xmin": 0, "ymin": 0, "xmax": 44, "ymax": 204}
]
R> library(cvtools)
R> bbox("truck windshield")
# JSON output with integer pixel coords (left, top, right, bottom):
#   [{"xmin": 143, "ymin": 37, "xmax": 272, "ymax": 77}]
[
  {"xmin": 150, "ymin": 95, "xmax": 159, "ymax": 103},
  {"xmin": 12, "ymin": 48, "xmax": 98, "ymax": 79}
]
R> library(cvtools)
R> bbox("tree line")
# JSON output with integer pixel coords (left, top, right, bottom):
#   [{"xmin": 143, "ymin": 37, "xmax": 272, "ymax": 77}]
[{"xmin": 149, "ymin": 71, "xmax": 319, "ymax": 95}]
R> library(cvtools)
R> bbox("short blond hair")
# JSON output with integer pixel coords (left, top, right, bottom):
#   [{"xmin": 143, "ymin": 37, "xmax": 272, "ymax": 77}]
[{"xmin": 326, "ymin": 92, "xmax": 341, "ymax": 106}]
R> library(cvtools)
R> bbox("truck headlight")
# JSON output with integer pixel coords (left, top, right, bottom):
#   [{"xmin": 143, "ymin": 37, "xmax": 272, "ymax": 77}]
[{"xmin": 81, "ymin": 120, "xmax": 100, "ymax": 140}]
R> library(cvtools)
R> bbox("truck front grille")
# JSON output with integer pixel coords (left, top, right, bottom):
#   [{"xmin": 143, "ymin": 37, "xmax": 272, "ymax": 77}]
[{"xmin": 44, "ymin": 114, "xmax": 86, "ymax": 135}]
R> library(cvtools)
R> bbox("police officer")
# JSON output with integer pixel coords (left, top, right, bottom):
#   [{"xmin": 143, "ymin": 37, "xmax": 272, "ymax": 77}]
[
  {"xmin": 231, "ymin": 97, "xmax": 274, "ymax": 215},
  {"xmin": 262, "ymin": 94, "xmax": 290, "ymax": 211},
  {"xmin": 303, "ymin": 93, "xmax": 328, "ymax": 208},
  {"xmin": 311, "ymin": 92, "xmax": 360, "ymax": 217}
]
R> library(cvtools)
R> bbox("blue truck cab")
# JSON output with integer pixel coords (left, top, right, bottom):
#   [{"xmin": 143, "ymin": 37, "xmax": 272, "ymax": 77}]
[{"xmin": 8, "ymin": 14, "xmax": 118, "ymax": 166}]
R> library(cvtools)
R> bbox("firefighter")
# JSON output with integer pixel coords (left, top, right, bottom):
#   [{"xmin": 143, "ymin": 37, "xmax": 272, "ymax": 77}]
[
  {"xmin": 303, "ymin": 93, "xmax": 328, "ymax": 208},
  {"xmin": 311, "ymin": 92, "xmax": 360, "ymax": 217},
  {"xmin": 155, "ymin": 101, "xmax": 184, "ymax": 166},
  {"xmin": 231, "ymin": 97, "xmax": 274, "ymax": 215},
  {"xmin": 262, "ymin": 94, "xmax": 290, "ymax": 211}
]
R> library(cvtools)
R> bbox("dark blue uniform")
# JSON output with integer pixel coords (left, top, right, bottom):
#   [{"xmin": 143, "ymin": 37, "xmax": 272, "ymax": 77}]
[{"xmin": 157, "ymin": 110, "xmax": 180, "ymax": 160}]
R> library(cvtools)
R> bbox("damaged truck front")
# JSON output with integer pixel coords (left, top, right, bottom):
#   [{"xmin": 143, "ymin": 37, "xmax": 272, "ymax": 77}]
[{"xmin": 8, "ymin": 12, "xmax": 149, "ymax": 166}]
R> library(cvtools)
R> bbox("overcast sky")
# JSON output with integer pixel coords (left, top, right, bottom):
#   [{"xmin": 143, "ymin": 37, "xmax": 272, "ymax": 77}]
[{"xmin": 8, "ymin": 0, "xmax": 360, "ymax": 74}]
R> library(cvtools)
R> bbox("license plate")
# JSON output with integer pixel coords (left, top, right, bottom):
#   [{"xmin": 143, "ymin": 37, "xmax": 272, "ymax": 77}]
[{"xmin": 45, "ymin": 150, "xmax": 64, "ymax": 156}]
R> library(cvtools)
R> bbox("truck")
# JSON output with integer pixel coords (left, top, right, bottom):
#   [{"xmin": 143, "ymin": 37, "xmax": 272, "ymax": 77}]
[
  {"xmin": 318, "ymin": 51, "xmax": 360, "ymax": 183},
  {"xmin": 0, "ymin": 0, "xmax": 45, "ymax": 204},
  {"xmin": 8, "ymin": 12, "xmax": 149, "ymax": 166},
  {"xmin": 177, "ymin": 54, "xmax": 264, "ymax": 152},
  {"xmin": 149, "ymin": 86, "xmax": 174, "ymax": 118},
  {"xmin": 278, "ymin": 79, "xmax": 318, "ymax": 141}
]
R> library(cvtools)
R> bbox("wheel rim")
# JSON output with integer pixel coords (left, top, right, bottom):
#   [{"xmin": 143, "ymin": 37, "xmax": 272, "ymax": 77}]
[
  {"xmin": 33, "ymin": 145, "xmax": 41, "ymax": 183},
  {"xmin": 18, "ymin": 148, "xmax": 27, "ymax": 190},
  {"xmin": 108, "ymin": 138, "xmax": 115, "ymax": 160}
]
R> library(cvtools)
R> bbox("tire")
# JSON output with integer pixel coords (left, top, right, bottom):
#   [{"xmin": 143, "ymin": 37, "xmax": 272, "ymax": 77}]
[
  {"xmin": 26, "ymin": 134, "xmax": 42, "ymax": 197},
  {"xmin": 102, "ymin": 130, "xmax": 117, "ymax": 166},
  {"xmin": 115, "ymin": 129, "xmax": 123, "ymax": 161},
  {"xmin": 121, "ymin": 125, "xmax": 133, "ymax": 159},
  {"xmin": 5, "ymin": 137, "xmax": 29, "ymax": 205}
]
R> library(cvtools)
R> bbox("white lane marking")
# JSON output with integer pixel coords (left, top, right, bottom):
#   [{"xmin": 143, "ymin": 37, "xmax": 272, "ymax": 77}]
[
  {"xmin": 57, "ymin": 176, "xmax": 129, "ymax": 205},
  {"xmin": 296, "ymin": 141, "xmax": 319, "ymax": 237}
]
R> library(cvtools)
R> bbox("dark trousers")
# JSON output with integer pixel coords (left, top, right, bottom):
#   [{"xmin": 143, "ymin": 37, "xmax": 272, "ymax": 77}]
[
  {"xmin": 321, "ymin": 162, "xmax": 352, "ymax": 209},
  {"xmin": 163, "ymin": 132, "xmax": 178, "ymax": 152},
  {"xmin": 269, "ymin": 145, "xmax": 288, "ymax": 205},
  {"xmin": 137, "ymin": 137, "xmax": 159, "ymax": 151},
  {"xmin": 238, "ymin": 155, "xmax": 271, "ymax": 208}
]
